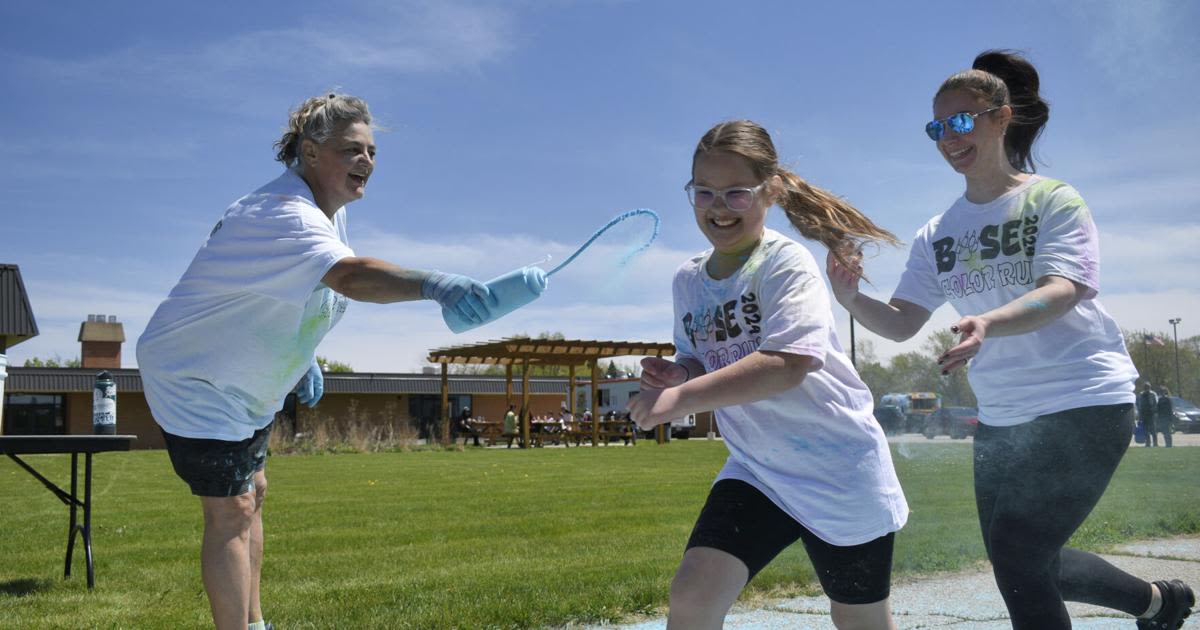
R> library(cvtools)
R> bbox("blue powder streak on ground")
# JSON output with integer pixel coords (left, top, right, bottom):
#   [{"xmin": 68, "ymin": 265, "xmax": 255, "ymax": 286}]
[{"xmin": 547, "ymin": 209, "xmax": 660, "ymax": 277}]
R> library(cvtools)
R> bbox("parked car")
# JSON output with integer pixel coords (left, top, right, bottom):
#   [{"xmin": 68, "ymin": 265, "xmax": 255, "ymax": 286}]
[
  {"xmin": 1168, "ymin": 396, "xmax": 1200, "ymax": 434},
  {"xmin": 904, "ymin": 412, "xmax": 932, "ymax": 434},
  {"xmin": 923, "ymin": 406, "xmax": 979, "ymax": 439},
  {"xmin": 671, "ymin": 414, "xmax": 696, "ymax": 439},
  {"xmin": 634, "ymin": 413, "xmax": 696, "ymax": 440},
  {"xmin": 873, "ymin": 405, "xmax": 905, "ymax": 436}
]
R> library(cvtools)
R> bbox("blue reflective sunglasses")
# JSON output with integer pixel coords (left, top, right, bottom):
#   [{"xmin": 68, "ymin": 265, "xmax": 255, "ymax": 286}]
[{"xmin": 925, "ymin": 106, "xmax": 1002, "ymax": 141}]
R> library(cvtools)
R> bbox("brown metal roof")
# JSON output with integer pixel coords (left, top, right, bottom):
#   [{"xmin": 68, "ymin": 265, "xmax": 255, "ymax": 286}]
[
  {"xmin": 78, "ymin": 320, "xmax": 126, "ymax": 343},
  {"xmin": 322, "ymin": 373, "xmax": 569, "ymax": 395},
  {"xmin": 6, "ymin": 368, "xmax": 570, "ymax": 396},
  {"xmin": 7, "ymin": 368, "xmax": 144, "ymax": 392},
  {"xmin": 427, "ymin": 337, "xmax": 675, "ymax": 365},
  {"xmin": 0, "ymin": 264, "xmax": 39, "ymax": 350}
]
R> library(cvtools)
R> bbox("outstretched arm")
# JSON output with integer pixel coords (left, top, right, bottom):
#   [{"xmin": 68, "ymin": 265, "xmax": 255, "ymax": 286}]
[
  {"xmin": 322, "ymin": 257, "xmax": 426, "ymax": 303},
  {"xmin": 322, "ymin": 257, "xmax": 498, "ymax": 323},
  {"xmin": 938, "ymin": 274, "xmax": 1087, "ymax": 372},
  {"xmin": 826, "ymin": 250, "xmax": 932, "ymax": 341},
  {"xmin": 627, "ymin": 351, "xmax": 815, "ymax": 429}
]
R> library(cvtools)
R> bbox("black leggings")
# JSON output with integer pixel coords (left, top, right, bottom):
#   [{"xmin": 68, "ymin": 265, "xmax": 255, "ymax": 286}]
[{"xmin": 974, "ymin": 403, "xmax": 1151, "ymax": 629}]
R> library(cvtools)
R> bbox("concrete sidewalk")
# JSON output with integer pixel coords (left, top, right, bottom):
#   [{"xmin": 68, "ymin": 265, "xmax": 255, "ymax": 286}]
[{"xmin": 585, "ymin": 537, "xmax": 1200, "ymax": 629}]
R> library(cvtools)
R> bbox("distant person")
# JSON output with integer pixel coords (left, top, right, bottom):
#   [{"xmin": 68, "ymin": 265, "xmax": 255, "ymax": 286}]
[
  {"xmin": 457, "ymin": 407, "xmax": 480, "ymax": 447},
  {"xmin": 502, "ymin": 404, "xmax": 518, "ymax": 448},
  {"xmin": 628, "ymin": 119, "xmax": 908, "ymax": 629},
  {"xmin": 618, "ymin": 411, "xmax": 636, "ymax": 446},
  {"xmin": 551, "ymin": 407, "xmax": 569, "ymax": 446},
  {"xmin": 825, "ymin": 50, "xmax": 1193, "ymax": 628},
  {"xmin": 137, "ymin": 92, "xmax": 496, "ymax": 630},
  {"xmin": 1138, "ymin": 382, "xmax": 1159, "ymax": 447},
  {"xmin": 560, "ymin": 405, "xmax": 575, "ymax": 447},
  {"xmin": 1156, "ymin": 387, "xmax": 1175, "ymax": 448}
]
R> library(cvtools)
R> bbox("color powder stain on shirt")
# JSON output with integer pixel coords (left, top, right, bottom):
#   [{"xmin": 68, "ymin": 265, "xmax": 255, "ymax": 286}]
[
  {"xmin": 785, "ymin": 432, "xmax": 872, "ymax": 460},
  {"xmin": 786, "ymin": 433, "xmax": 817, "ymax": 454},
  {"xmin": 740, "ymin": 241, "xmax": 770, "ymax": 277},
  {"xmin": 253, "ymin": 285, "xmax": 346, "ymax": 403}
]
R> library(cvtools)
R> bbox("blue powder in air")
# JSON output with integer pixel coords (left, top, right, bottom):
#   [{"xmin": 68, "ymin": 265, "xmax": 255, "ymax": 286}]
[{"xmin": 547, "ymin": 209, "xmax": 660, "ymax": 277}]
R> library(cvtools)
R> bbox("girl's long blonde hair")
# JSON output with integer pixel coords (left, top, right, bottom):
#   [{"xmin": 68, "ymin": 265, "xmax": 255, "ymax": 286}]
[{"xmin": 693, "ymin": 120, "xmax": 899, "ymax": 269}]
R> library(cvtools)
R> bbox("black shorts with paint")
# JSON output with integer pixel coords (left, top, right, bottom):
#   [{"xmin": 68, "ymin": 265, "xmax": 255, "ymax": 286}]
[{"xmin": 161, "ymin": 423, "xmax": 272, "ymax": 497}]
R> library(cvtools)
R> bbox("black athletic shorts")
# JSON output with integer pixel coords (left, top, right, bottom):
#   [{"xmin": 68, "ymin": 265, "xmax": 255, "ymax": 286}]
[
  {"xmin": 685, "ymin": 479, "xmax": 895, "ymax": 605},
  {"xmin": 161, "ymin": 423, "xmax": 272, "ymax": 497}
]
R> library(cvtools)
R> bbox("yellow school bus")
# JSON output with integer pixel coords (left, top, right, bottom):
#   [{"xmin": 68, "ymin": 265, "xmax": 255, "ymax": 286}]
[
  {"xmin": 881, "ymin": 392, "xmax": 942, "ymax": 433},
  {"xmin": 905, "ymin": 392, "xmax": 941, "ymax": 432}
]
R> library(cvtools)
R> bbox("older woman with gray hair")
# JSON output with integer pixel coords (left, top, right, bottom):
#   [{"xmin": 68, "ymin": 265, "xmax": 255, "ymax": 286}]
[{"xmin": 137, "ymin": 92, "xmax": 493, "ymax": 630}]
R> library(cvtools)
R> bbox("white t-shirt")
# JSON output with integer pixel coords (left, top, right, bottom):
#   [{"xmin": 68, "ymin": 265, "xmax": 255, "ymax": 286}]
[
  {"xmin": 673, "ymin": 228, "xmax": 909, "ymax": 546},
  {"xmin": 137, "ymin": 169, "xmax": 355, "ymax": 440},
  {"xmin": 893, "ymin": 176, "xmax": 1137, "ymax": 426}
]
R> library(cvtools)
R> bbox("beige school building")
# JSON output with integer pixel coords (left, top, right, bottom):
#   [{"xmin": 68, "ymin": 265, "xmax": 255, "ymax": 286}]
[
  {"xmin": 1, "ymin": 264, "xmax": 719, "ymax": 447},
  {"xmin": 3, "ymin": 366, "xmax": 641, "ymax": 449}
]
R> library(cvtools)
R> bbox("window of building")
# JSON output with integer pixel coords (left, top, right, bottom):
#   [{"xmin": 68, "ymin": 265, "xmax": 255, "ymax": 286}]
[
  {"xmin": 3, "ymin": 394, "xmax": 66, "ymax": 435},
  {"xmin": 407, "ymin": 395, "xmax": 472, "ymax": 440}
]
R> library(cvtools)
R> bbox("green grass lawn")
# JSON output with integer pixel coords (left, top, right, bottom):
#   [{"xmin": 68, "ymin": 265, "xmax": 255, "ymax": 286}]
[{"xmin": 1, "ymin": 440, "xmax": 1198, "ymax": 629}]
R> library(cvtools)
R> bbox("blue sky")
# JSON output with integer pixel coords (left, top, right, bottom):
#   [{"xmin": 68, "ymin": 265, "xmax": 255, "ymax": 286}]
[{"xmin": 3, "ymin": 0, "xmax": 1198, "ymax": 372}]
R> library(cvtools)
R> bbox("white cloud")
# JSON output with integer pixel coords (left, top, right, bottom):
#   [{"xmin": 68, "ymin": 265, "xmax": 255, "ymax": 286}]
[
  {"xmin": 352, "ymin": 213, "xmax": 684, "ymax": 303},
  {"xmin": 1100, "ymin": 224, "xmax": 1200, "ymax": 293},
  {"xmin": 0, "ymin": 137, "xmax": 213, "ymax": 183},
  {"xmin": 9, "ymin": 1, "xmax": 516, "ymax": 105},
  {"xmin": 1084, "ymin": 172, "xmax": 1200, "ymax": 218},
  {"xmin": 319, "ymin": 297, "xmax": 676, "ymax": 373},
  {"xmin": 5, "ymin": 222, "xmax": 690, "ymax": 372},
  {"xmin": 1049, "ymin": 0, "xmax": 1199, "ymax": 92},
  {"xmin": 4, "ymin": 280, "xmax": 163, "ymax": 367},
  {"xmin": 1100, "ymin": 290, "xmax": 1198, "ymax": 337}
]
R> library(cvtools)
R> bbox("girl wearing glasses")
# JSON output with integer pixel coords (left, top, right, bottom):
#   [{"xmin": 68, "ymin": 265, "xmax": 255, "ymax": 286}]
[
  {"xmin": 826, "ymin": 50, "xmax": 1194, "ymax": 629},
  {"xmin": 627, "ymin": 119, "xmax": 908, "ymax": 629}
]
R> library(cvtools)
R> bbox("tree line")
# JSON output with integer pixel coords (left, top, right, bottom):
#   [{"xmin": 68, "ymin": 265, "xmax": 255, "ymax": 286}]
[
  {"xmin": 853, "ymin": 328, "xmax": 1199, "ymax": 408},
  {"xmin": 340, "ymin": 327, "xmax": 1200, "ymax": 405}
]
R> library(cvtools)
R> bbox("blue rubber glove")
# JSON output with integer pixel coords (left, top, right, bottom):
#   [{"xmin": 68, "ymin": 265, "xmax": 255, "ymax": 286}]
[
  {"xmin": 294, "ymin": 360, "xmax": 324, "ymax": 407},
  {"xmin": 421, "ymin": 270, "xmax": 497, "ymax": 325}
]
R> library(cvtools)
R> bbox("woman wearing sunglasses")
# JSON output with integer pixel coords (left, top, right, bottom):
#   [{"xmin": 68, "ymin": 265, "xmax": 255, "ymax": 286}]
[
  {"xmin": 825, "ymin": 50, "xmax": 1194, "ymax": 629},
  {"xmin": 627, "ymin": 119, "xmax": 908, "ymax": 629}
]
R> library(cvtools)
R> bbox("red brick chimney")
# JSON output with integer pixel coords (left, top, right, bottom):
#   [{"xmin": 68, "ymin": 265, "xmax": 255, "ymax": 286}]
[{"xmin": 78, "ymin": 314, "xmax": 125, "ymax": 369}]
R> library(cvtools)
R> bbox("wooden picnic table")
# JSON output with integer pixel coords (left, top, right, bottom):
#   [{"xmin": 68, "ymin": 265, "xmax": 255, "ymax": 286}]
[
  {"xmin": 570, "ymin": 420, "xmax": 637, "ymax": 446},
  {"xmin": 462, "ymin": 419, "xmax": 638, "ymax": 447},
  {"xmin": 467, "ymin": 421, "xmax": 519, "ymax": 447}
]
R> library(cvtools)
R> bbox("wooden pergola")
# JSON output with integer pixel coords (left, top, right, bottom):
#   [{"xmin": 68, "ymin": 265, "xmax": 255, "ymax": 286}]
[{"xmin": 426, "ymin": 337, "xmax": 676, "ymax": 447}]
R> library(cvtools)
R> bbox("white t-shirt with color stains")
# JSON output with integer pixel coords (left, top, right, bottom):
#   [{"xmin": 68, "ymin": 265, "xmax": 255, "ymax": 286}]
[
  {"xmin": 893, "ymin": 175, "xmax": 1136, "ymax": 427},
  {"xmin": 672, "ymin": 229, "xmax": 908, "ymax": 546},
  {"xmin": 138, "ymin": 169, "xmax": 354, "ymax": 440}
]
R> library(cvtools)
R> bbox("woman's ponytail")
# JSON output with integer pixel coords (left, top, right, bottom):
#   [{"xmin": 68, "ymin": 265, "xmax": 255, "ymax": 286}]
[{"xmin": 972, "ymin": 50, "xmax": 1050, "ymax": 173}]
